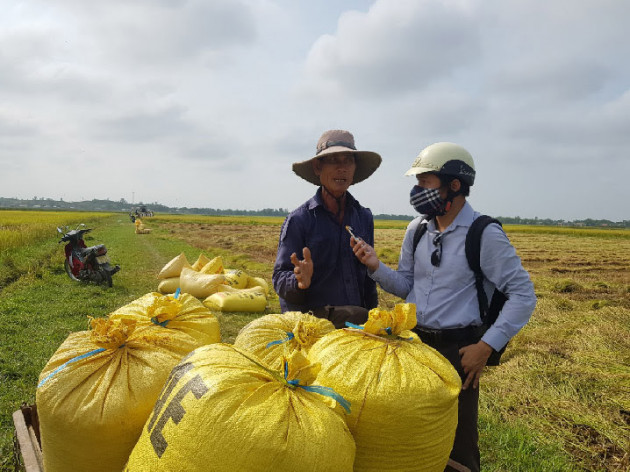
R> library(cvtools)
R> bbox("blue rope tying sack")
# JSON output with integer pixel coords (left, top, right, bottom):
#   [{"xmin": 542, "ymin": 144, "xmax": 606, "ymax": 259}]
[
  {"xmin": 345, "ymin": 322, "xmax": 364, "ymax": 330},
  {"xmin": 151, "ymin": 317, "xmax": 170, "ymax": 327},
  {"xmin": 345, "ymin": 322, "xmax": 391, "ymax": 335},
  {"xmin": 37, "ymin": 344, "xmax": 126, "ymax": 388},
  {"xmin": 283, "ymin": 362, "xmax": 351, "ymax": 414},
  {"xmin": 345, "ymin": 321, "xmax": 413, "ymax": 340},
  {"xmin": 266, "ymin": 332, "xmax": 295, "ymax": 348}
]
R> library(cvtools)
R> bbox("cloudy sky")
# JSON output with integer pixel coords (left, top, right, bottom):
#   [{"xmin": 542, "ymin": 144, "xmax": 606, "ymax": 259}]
[{"xmin": 1, "ymin": 0, "xmax": 628, "ymax": 221}]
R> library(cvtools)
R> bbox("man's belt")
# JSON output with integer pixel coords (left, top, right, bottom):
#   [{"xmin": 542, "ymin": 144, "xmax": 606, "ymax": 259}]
[{"xmin": 412, "ymin": 325, "xmax": 485, "ymax": 345}]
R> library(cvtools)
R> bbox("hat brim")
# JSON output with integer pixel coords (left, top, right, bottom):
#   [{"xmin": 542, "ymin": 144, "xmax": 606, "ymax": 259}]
[
  {"xmin": 404, "ymin": 164, "xmax": 442, "ymax": 176},
  {"xmin": 292, "ymin": 148, "xmax": 382, "ymax": 186}
]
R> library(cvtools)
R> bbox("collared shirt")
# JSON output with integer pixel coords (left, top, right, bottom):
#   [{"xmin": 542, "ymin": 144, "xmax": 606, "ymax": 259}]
[
  {"xmin": 273, "ymin": 188, "xmax": 378, "ymax": 313},
  {"xmin": 370, "ymin": 202, "xmax": 536, "ymax": 351}
]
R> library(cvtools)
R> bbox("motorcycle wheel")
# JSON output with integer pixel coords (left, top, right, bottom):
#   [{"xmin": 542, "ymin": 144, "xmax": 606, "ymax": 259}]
[{"xmin": 64, "ymin": 259, "xmax": 81, "ymax": 281}]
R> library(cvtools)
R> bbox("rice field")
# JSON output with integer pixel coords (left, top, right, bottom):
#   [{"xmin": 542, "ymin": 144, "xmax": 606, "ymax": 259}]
[
  {"xmin": 1, "ymin": 211, "xmax": 628, "ymax": 471},
  {"xmin": 0, "ymin": 210, "xmax": 114, "ymax": 253}
]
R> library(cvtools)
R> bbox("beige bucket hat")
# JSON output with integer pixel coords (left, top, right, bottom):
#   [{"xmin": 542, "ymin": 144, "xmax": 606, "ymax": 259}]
[{"xmin": 292, "ymin": 130, "xmax": 382, "ymax": 185}]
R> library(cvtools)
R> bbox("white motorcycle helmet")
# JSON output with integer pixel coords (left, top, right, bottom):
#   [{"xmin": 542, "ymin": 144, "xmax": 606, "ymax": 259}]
[{"xmin": 405, "ymin": 142, "xmax": 476, "ymax": 186}]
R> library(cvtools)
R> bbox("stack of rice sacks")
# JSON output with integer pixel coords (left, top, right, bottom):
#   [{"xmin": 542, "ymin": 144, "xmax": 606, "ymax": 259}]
[
  {"xmin": 234, "ymin": 311, "xmax": 335, "ymax": 370},
  {"xmin": 308, "ymin": 303, "xmax": 462, "ymax": 472},
  {"xmin": 36, "ymin": 293, "xmax": 220, "ymax": 472},
  {"xmin": 125, "ymin": 345, "xmax": 355, "ymax": 472},
  {"xmin": 156, "ymin": 252, "xmax": 269, "ymax": 312}
]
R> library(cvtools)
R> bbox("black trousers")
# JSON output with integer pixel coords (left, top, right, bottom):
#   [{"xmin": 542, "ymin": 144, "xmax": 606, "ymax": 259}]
[{"xmin": 419, "ymin": 335, "xmax": 481, "ymax": 472}]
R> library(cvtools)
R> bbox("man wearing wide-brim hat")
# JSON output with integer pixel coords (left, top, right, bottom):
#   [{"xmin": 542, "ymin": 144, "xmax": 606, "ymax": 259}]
[{"xmin": 272, "ymin": 129, "xmax": 381, "ymax": 328}]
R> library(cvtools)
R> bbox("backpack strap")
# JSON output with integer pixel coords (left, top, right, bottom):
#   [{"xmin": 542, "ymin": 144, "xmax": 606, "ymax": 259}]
[
  {"xmin": 465, "ymin": 215, "xmax": 504, "ymax": 325},
  {"xmin": 411, "ymin": 221, "xmax": 429, "ymax": 257}
]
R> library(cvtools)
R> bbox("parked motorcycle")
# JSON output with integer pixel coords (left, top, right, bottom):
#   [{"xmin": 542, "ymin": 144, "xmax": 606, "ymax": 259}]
[{"xmin": 57, "ymin": 224, "xmax": 120, "ymax": 287}]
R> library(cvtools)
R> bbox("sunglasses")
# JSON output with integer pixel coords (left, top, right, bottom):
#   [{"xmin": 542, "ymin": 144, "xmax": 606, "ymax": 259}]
[{"xmin": 431, "ymin": 232, "xmax": 443, "ymax": 267}]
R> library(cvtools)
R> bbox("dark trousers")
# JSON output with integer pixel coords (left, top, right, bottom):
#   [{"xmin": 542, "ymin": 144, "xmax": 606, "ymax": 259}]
[
  {"xmin": 310, "ymin": 305, "xmax": 369, "ymax": 329},
  {"xmin": 420, "ymin": 336, "xmax": 481, "ymax": 472}
]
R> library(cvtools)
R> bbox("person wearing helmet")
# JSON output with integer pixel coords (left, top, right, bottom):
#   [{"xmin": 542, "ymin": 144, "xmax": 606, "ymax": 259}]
[
  {"xmin": 272, "ymin": 129, "xmax": 381, "ymax": 328},
  {"xmin": 351, "ymin": 142, "xmax": 536, "ymax": 471}
]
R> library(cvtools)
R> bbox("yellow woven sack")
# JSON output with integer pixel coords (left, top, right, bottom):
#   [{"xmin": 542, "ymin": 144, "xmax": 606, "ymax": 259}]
[
  {"xmin": 203, "ymin": 290, "xmax": 267, "ymax": 312},
  {"xmin": 157, "ymin": 277, "xmax": 179, "ymax": 294},
  {"xmin": 223, "ymin": 268, "xmax": 249, "ymax": 288},
  {"xmin": 135, "ymin": 221, "xmax": 151, "ymax": 234},
  {"xmin": 157, "ymin": 253, "xmax": 192, "ymax": 279},
  {"xmin": 308, "ymin": 304, "xmax": 461, "ymax": 472},
  {"xmin": 214, "ymin": 285, "xmax": 266, "ymax": 296},
  {"xmin": 234, "ymin": 311, "xmax": 334, "ymax": 370},
  {"xmin": 245, "ymin": 276, "xmax": 269, "ymax": 295},
  {"xmin": 126, "ymin": 345, "xmax": 355, "ymax": 472},
  {"xmin": 191, "ymin": 253, "xmax": 210, "ymax": 271},
  {"xmin": 36, "ymin": 318, "xmax": 202, "ymax": 472},
  {"xmin": 199, "ymin": 256, "xmax": 224, "ymax": 274},
  {"xmin": 108, "ymin": 292, "xmax": 221, "ymax": 346},
  {"xmin": 179, "ymin": 267, "xmax": 225, "ymax": 298}
]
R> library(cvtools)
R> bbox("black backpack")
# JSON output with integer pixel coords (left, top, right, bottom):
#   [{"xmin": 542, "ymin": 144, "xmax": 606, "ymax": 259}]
[{"xmin": 412, "ymin": 215, "xmax": 508, "ymax": 366}]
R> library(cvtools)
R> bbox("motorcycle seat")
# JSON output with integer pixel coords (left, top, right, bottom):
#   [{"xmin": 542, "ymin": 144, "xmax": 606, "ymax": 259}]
[
  {"xmin": 80, "ymin": 244, "xmax": 107, "ymax": 257},
  {"xmin": 78, "ymin": 248, "xmax": 92, "ymax": 257}
]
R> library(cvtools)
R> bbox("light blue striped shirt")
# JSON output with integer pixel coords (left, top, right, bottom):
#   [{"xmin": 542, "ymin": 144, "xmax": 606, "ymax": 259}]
[{"xmin": 370, "ymin": 202, "xmax": 536, "ymax": 351}]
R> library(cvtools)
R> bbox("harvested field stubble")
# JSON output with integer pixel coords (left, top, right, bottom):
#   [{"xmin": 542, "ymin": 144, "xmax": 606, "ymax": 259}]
[{"xmin": 157, "ymin": 218, "xmax": 629, "ymax": 471}]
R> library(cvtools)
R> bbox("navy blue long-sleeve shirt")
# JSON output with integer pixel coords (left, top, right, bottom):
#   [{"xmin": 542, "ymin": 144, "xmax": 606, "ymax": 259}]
[{"xmin": 272, "ymin": 188, "xmax": 378, "ymax": 313}]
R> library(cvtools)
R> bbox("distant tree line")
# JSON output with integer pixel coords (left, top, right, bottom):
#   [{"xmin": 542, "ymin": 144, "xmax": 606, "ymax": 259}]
[
  {"xmin": 0, "ymin": 197, "xmax": 627, "ymax": 227},
  {"xmin": 495, "ymin": 215, "xmax": 628, "ymax": 228}
]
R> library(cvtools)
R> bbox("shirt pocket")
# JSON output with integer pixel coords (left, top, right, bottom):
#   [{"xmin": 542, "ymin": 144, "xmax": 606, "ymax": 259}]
[{"xmin": 306, "ymin": 235, "xmax": 337, "ymax": 275}]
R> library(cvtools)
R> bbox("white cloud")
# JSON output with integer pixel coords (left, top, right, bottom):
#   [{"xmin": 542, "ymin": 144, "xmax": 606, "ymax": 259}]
[
  {"xmin": 0, "ymin": 0, "xmax": 628, "ymax": 221},
  {"xmin": 301, "ymin": 0, "xmax": 480, "ymax": 98}
]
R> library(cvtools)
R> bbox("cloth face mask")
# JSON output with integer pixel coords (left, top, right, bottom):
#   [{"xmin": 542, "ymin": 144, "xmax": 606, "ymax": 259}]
[{"xmin": 409, "ymin": 185, "xmax": 445, "ymax": 217}]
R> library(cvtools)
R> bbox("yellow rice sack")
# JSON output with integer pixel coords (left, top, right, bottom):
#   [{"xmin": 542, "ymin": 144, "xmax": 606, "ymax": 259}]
[
  {"xmin": 179, "ymin": 267, "xmax": 225, "ymax": 298},
  {"xmin": 134, "ymin": 219, "xmax": 151, "ymax": 234},
  {"xmin": 214, "ymin": 285, "xmax": 266, "ymax": 296},
  {"xmin": 199, "ymin": 256, "xmax": 224, "ymax": 274},
  {"xmin": 203, "ymin": 290, "xmax": 267, "ymax": 312},
  {"xmin": 191, "ymin": 253, "xmax": 211, "ymax": 271},
  {"xmin": 37, "ymin": 318, "xmax": 203, "ymax": 472},
  {"xmin": 223, "ymin": 268, "xmax": 249, "ymax": 289},
  {"xmin": 245, "ymin": 276, "xmax": 269, "ymax": 295},
  {"xmin": 126, "ymin": 346, "xmax": 355, "ymax": 472},
  {"xmin": 157, "ymin": 277, "xmax": 179, "ymax": 294},
  {"xmin": 308, "ymin": 304, "xmax": 461, "ymax": 472},
  {"xmin": 234, "ymin": 311, "xmax": 334, "ymax": 370},
  {"xmin": 108, "ymin": 292, "xmax": 221, "ymax": 346},
  {"xmin": 157, "ymin": 253, "xmax": 192, "ymax": 279}
]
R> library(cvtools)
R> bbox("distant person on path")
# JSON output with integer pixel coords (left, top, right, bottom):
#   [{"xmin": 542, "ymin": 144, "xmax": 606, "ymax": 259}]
[
  {"xmin": 350, "ymin": 142, "xmax": 537, "ymax": 471},
  {"xmin": 272, "ymin": 129, "xmax": 381, "ymax": 328}
]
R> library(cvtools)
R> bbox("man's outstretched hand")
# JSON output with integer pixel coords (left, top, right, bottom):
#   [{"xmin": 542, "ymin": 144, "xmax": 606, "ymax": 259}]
[{"xmin": 290, "ymin": 247, "xmax": 313, "ymax": 289}]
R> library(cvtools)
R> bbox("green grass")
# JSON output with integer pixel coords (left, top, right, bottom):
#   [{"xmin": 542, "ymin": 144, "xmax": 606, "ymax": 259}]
[
  {"xmin": 479, "ymin": 413, "xmax": 575, "ymax": 471},
  {"xmin": 0, "ymin": 216, "xmax": 285, "ymax": 470}
]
